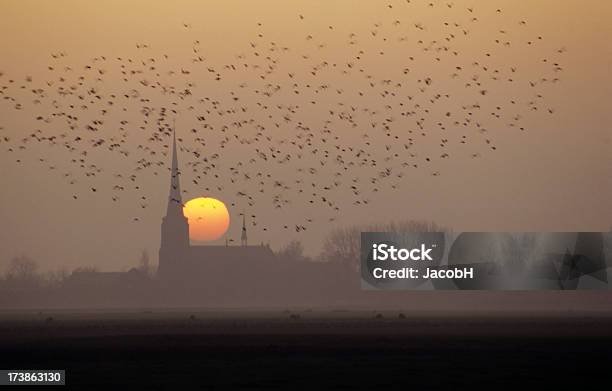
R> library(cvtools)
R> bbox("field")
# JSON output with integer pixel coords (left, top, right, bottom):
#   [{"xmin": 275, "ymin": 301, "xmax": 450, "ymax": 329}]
[{"xmin": 1, "ymin": 310, "xmax": 611, "ymax": 389}]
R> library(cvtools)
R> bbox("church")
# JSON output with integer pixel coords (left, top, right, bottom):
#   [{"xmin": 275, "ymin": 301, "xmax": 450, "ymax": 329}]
[
  {"xmin": 158, "ymin": 130, "xmax": 276, "ymax": 284},
  {"xmin": 155, "ymin": 131, "xmax": 354, "ymax": 307}
]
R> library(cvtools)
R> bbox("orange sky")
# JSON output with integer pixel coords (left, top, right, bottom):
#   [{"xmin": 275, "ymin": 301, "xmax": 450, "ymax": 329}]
[{"xmin": 0, "ymin": 0, "xmax": 610, "ymax": 272}]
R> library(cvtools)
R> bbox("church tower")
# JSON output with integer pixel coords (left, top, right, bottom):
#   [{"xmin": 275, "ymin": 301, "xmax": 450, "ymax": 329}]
[
  {"xmin": 158, "ymin": 129, "xmax": 190, "ymax": 279},
  {"xmin": 241, "ymin": 214, "xmax": 248, "ymax": 246}
]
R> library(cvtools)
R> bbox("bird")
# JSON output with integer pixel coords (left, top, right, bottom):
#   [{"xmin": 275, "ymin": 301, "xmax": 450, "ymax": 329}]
[{"xmin": 0, "ymin": 3, "xmax": 564, "ymax": 237}]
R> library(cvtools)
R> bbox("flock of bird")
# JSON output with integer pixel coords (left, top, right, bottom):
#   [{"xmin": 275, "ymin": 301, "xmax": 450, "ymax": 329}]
[{"xmin": 0, "ymin": 2, "xmax": 566, "ymax": 238}]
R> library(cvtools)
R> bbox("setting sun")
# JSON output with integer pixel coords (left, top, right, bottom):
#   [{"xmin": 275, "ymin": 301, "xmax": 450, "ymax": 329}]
[{"xmin": 183, "ymin": 197, "xmax": 230, "ymax": 241}]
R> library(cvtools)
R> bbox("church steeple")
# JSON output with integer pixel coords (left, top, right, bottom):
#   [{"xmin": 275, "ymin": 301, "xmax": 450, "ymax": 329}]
[
  {"xmin": 159, "ymin": 125, "xmax": 190, "ymax": 280},
  {"xmin": 241, "ymin": 214, "xmax": 248, "ymax": 246},
  {"xmin": 166, "ymin": 127, "xmax": 182, "ymax": 216}
]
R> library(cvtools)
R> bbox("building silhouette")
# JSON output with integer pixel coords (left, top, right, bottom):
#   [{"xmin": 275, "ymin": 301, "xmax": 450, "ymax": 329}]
[{"xmin": 158, "ymin": 129, "xmax": 275, "ymax": 284}]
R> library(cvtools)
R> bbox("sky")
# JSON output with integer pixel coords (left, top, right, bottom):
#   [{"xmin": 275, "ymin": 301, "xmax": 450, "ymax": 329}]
[{"xmin": 0, "ymin": 0, "xmax": 611, "ymax": 272}]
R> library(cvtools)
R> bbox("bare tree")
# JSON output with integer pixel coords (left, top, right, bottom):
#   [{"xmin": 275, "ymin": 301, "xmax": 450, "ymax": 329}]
[
  {"xmin": 43, "ymin": 268, "xmax": 69, "ymax": 288},
  {"xmin": 320, "ymin": 226, "xmax": 361, "ymax": 269},
  {"xmin": 72, "ymin": 266, "xmax": 98, "ymax": 274},
  {"xmin": 277, "ymin": 240, "xmax": 307, "ymax": 262},
  {"xmin": 5, "ymin": 255, "xmax": 40, "ymax": 287},
  {"xmin": 137, "ymin": 249, "xmax": 153, "ymax": 277},
  {"xmin": 320, "ymin": 220, "xmax": 449, "ymax": 270}
]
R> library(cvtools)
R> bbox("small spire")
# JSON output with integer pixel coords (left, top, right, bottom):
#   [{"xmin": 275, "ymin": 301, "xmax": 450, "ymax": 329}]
[{"xmin": 241, "ymin": 213, "xmax": 248, "ymax": 246}]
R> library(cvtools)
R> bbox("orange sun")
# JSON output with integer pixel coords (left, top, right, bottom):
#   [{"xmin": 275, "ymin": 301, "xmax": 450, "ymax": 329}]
[{"xmin": 183, "ymin": 197, "xmax": 230, "ymax": 241}]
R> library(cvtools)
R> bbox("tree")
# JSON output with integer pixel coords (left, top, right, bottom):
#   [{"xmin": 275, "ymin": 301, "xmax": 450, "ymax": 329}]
[
  {"xmin": 43, "ymin": 268, "xmax": 69, "ymax": 288},
  {"xmin": 72, "ymin": 265, "xmax": 98, "ymax": 274},
  {"xmin": 320, "ymin": 226, "xmax": 361, "ymax": 269},
  {"xmin": 320, "ymin": 220, "xmax": 449, "ymax": 270},
  {"xmin": 137, "ymin": 249, "xmax": 153, "ymax": 277},
  {"xmin": 5, "ymin": 255, "xmax": 40, "ymax": 287},
  {"xmin": 277, "ymin": 240, "xmax": 307, "ymax": 262}
]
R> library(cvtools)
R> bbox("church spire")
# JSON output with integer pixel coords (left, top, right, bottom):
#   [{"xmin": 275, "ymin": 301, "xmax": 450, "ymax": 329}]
[
  {"xmin": 241, "ymin": 214, "xmax": 248, "ymax": 246},
  {"xmin": 166, "ymin": 125, "xmax": 182, "ymax": 216},
  {"xmin": 159, "ymin": 122, "xmax": 190, "ymax": 280}
]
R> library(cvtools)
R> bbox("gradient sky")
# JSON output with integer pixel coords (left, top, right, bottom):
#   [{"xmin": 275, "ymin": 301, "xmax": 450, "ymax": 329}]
[{"xmin": 0, "ymin": 0, "xmax": 610, "ymax": 272}]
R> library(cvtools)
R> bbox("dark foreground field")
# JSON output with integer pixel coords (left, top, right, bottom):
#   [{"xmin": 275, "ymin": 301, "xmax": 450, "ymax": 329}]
[{"xmin": 1, "ymin": 310, "xmax": 611, "ymax": 389}]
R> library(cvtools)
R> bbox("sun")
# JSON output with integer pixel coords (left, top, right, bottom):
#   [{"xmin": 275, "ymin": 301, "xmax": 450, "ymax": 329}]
[{"xmin": 183, "ymin": 197, "xmax": 230, "ymax": 241}]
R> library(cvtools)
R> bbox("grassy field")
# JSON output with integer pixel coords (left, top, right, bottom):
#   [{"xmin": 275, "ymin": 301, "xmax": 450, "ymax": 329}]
[{"xmin": 1, "ymin": 309, "xmax": 611, "ymax": 389}]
